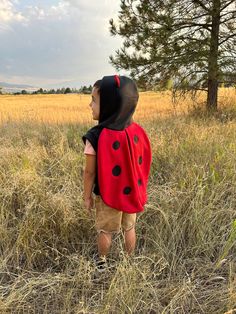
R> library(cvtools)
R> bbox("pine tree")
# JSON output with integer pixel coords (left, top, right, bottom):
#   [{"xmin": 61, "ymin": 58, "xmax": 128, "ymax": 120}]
[
  {"xmin": 64, "ymin": 87, "xmax": 72, "ymax": 94},
  {"xmin": 109, "ymin": 0, "xmax": 236, "ymax": 110}
]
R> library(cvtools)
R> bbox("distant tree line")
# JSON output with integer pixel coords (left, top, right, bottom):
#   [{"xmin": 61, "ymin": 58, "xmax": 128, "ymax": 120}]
[
  {"xmin": 11, "ymin": 85, "xmax": 93, "ymax": 95},
  {"xmin": 0, "ymin": 76, "xmax": 235, "ymax": 96}
]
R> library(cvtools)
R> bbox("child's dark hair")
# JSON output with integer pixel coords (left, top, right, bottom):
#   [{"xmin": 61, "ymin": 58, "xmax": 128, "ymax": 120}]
[{"xmin": 93, "ymin": 80, "xmax": 102, "ymax": 93}]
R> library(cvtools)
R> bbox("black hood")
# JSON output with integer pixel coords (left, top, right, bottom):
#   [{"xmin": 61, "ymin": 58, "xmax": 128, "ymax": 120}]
[
  {"xmin": 82, "ymin": 75, "xmax": 139, "ymax": 151},
  {"xmin": 98, "ymin": 75, "xmax": 139, "ymax": 130}
]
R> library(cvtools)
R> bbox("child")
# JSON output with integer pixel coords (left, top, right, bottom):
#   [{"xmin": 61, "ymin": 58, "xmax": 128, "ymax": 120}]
[{"xmin": 82, "ymin": 75, "xmax": 152, "ymax": 267}]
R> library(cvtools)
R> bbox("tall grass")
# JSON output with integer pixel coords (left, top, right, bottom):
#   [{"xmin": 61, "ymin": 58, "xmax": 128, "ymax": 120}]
[{"xmin": 0, "ymin": 89, "xmax": 236, "ymax": 313}]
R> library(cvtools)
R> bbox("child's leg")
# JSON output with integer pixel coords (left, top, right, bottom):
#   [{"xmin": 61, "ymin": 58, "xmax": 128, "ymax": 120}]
[
  {"xmin": 95, "ymin": 195, "xmax": 122, "ymax": 258},
  {"xmin": 124, "ymin": 227, "xmax": 136, "ymax": 255},
  {"xmin": 122, "ymin": 213, "xmax": 137, "ymax": 255},
  {"xmin": 97, "ymin": 231, "xmax": 112, "ymax": 257}
]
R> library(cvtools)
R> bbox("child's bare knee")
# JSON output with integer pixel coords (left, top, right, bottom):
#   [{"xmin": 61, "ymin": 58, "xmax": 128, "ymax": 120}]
[{"xmin": 123, "ymin": 225, "xmax": 135, "ymax": 233}]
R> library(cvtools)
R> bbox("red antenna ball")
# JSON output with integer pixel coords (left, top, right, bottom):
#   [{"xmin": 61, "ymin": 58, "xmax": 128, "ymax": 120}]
[{"xmin": 114, "ymin": 75, "xmax": 120, "ymax": 88}]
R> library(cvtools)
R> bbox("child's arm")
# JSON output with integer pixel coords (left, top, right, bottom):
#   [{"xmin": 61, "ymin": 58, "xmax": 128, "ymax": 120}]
[{"xmin": 83, "ymin": 154, "xmax": 96, "ymax": 211}]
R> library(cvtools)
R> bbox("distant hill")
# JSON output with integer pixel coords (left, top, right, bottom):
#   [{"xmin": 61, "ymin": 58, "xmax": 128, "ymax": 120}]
[
  {"xmin": 0, "ymin": 79, "xmax": 91, "ymax": 93},
  {"xmin": 43, "ymin": 79, "xmax": 88, "ymax": 90},
  {"xmin": 0, "ymin": 82, "xmax": 39, "ymax": 93}
]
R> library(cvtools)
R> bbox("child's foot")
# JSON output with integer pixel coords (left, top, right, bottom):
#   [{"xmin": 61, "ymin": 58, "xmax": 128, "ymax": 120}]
[
  {"xmin": 94, "ymin": 256, "xmax": 107, "ymax": 273},
  {"xmin": 91, "ymin": 256, "xmax": 110, "ymax": 282}
]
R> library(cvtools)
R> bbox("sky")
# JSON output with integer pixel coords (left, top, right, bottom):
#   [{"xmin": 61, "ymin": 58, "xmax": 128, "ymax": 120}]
[{"xmin": 0, "ymin": 0, "xmax": 124, "ymax": 88}]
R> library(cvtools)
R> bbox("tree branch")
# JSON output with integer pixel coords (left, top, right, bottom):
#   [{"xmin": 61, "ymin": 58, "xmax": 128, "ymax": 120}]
[
  {"xmin": 220, "ymin": 9, "xmax": 236, "ymax": 19},
  {"xmin": 220, "ymin": 0, "xmax": 235, "ymax": 12},
  {"xmin": 192, "ymin": 0, "xmax": 210, "ymax": 12},
  {"xmin": 173, "ymin": 22, "xmax": 211, "ymax": 32},
  {"xmin": 221, "ymin": 14, "xmax": 236, "ymax": 24},
  {"xmin": 219, "ymin": 33, "xmax": 236, "ymax": 45}
]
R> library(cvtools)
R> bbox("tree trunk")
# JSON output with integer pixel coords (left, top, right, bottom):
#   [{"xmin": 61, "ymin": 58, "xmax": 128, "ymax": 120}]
[{"xmin": 207, "ymin": 0, "xmax": 221, "ymax": 111}]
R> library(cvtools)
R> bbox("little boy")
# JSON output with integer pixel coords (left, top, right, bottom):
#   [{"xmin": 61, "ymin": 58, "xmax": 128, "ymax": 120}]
[{"xmin": 82, "ymin": 75, "xmax": 152, "ymax": 267}]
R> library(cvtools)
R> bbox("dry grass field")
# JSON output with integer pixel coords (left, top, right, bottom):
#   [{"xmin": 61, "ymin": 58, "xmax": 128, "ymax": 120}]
[
  {"xmin": 0, "ymin": 88, "xmax": 235, "ymax": 125},
  {"xmin": 0, "ymin": 88, "xmax": 236, "ymax": 313}
]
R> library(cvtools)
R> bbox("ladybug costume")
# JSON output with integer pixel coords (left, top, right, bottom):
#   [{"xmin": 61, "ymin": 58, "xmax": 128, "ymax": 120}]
[{"xmin": 82, "ymin": 75, "xmax": 152, "ymax": 213}]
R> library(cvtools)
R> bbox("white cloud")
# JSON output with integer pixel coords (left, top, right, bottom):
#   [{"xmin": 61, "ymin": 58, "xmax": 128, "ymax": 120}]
[
  {"xmin": 0, "ymin": 23, "xmax": 12, "ymax": 32},
  {"xmin": 64, "ymin": 0, "xmax": 113, "ymax": 12},
  {"xmin": 25, "ymin": 1, "xmax": 69, "ymax": 21},
  {"xmin": 0, "ymin": 73, "xmax": 71, "ymax": 87},
  {"xmin": 0, "ymin": 1, "xmax": 69, "ymax": 28},
  {"xmin": 0, "ymin": 0, "xmax": 123, "ymax": 87},
  {"xmin": 50, "ymin": 2, "xmax": 70, "ymax": 17},
  {"xmin": 0, "ymin": 0, "xmax": 26, "ymax": 24}
]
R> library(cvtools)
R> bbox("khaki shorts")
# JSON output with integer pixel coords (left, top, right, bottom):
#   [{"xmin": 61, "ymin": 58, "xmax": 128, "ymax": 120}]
[{"xmin": 94, "ymin": 195, "xmax": 136, "ymax": 233}]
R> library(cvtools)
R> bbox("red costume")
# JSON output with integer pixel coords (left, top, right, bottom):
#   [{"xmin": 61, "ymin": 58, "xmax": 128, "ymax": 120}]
[{"xmin": 82, "ymin": 75, "xmax": 152, "ymax": 213}]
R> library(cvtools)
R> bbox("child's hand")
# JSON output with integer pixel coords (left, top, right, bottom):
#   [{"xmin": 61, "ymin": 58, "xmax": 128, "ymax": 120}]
[{"xmin": 84, "ymin": 196, "xmax": 94, "ymax": 214}]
